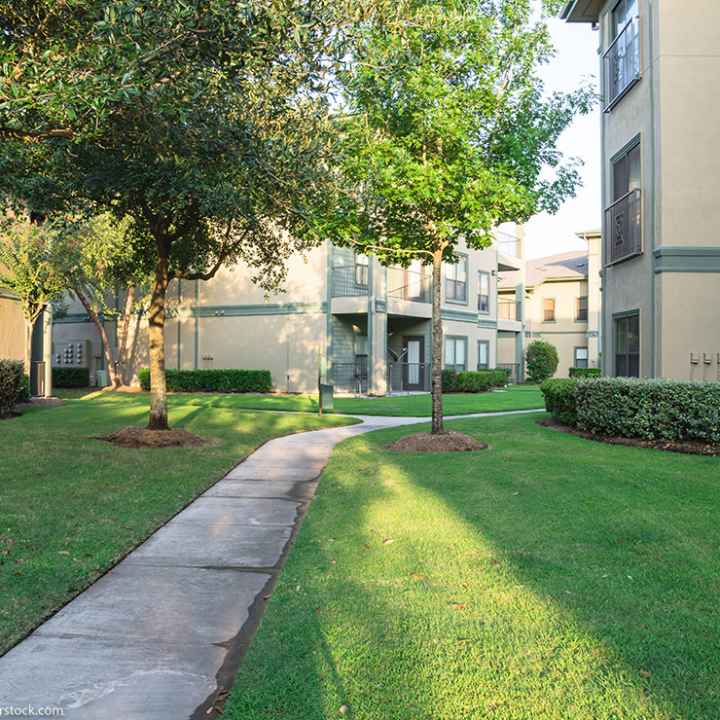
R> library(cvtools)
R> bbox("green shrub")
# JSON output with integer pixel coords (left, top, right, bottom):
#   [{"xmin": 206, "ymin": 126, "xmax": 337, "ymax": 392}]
[
  {"xmin": 0, "ymin": 360, "xmax": 24, "ymax": 417},
  {"xmin": 456, "ymin": 371, "xmax": 493, "ymax": 393},
  {"xmin": 441, "ymin": 369, "xmax": 459, "ymax": 393},
  {"xmin": 53, "ymin": 367, "xmax": 90, "ymax": 388},
  {"xmin": 491, "ymin": 368, "xmax": 511, "ymax": 387},
  {"xmin": 16, "ymin": 374, "xmax": 30, "ymax": 403},
  {"xmin": 541, "ymin": 378, "xmax": 579, "ymax": 426},
  {"xmin": 139, "ymin": 368, "xmax": 273, "ymax": 393},
  {"xmin": 569, "ymin": 367, "xmax": 601, "ymax": 379},
  {"xmin": 526, "ymin": 340, "xmax": 559, "ymax": 384},
  {"xmin": 575, "ymin": 378, "xmax": 720, "ymax": 443}
]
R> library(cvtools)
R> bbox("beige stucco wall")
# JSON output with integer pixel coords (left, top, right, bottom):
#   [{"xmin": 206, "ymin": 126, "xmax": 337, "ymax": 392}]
[
  {"xmin": 657, "ymin": 273, "xmax": 720, "ymax": 382},
  {"xmin": 0, "ymin": 294, "xmax": 25, "ymax": 362}
]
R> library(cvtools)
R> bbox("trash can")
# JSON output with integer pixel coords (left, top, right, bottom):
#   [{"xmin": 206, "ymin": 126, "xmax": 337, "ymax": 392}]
[
  {"xmin": 31, "ymin": 361, "xmax": 45, "ymax": 397},
  {"xmin": 95, "ymin": 369, "xmax": 109, "ymax": 388},
  {"xmin": 319, "ymin": 383, "xmax": 334, "ymax": 413}
]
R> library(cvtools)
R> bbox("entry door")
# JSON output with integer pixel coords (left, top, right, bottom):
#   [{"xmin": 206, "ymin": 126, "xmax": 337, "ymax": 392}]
[{"xmin": 403, "ymin": 336, "xmax": 425, "ymax": 390}]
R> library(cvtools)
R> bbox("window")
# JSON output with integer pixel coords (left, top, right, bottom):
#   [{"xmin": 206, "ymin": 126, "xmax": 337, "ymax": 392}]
[
  {"xmin": 607, "ymin": 140, "xmax": 642, "ymax": 264},
  {"xmin": 444, "ymin": 336, "xmax": 467, "ymax": 372},
  {"xmin": 354, "ymin": 254, "xmax": 369, "ymax": 288},
  {"xmin": 576, "ymin": 296, "xmax": 588, "ymax": 322},
  {"xmin": 477, "ymin": 340, "xmax": 490, "ymax": 370},
  {"xmin": 574, "ymin": 347, "xmax": 589, "ymax": 369},
  {"xmin": 604, "ymin": 0, "xmax": 640, "ymax": 109},
  {"xmin": 615, "ymin": 313, "xmax": 640, "ymax": 377},
  {"xmin": 543, "ymin": 298, "xmax": 556, "ymax": 322},
  {"xmin": 477, "ymin": 271, "xmax": 490, "ymax": 313},
  {"xmin": 444, "ymin": 256, "xmax": 467, "ymax": 303}
]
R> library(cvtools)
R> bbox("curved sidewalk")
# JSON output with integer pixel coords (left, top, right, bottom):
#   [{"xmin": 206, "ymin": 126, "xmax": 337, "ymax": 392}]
[{"xmin": 0, "ymin": 408, "xmax": 542, "ymax": 720}]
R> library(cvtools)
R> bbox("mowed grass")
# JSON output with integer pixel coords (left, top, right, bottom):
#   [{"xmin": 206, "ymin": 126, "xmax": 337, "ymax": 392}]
[
  {"xmin": 0, "ymin": 393, "xmax": 353, "ymax": 655},
  {"xmin": 225, "ymin": 413, "xmax": 720, "ymax": 720},
  {"xmin": 67, "ymin": 384, "xmax": 543, "ymax": 416}
]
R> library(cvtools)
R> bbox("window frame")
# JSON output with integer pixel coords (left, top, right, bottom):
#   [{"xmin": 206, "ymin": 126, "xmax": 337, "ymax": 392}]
[
  {"xmin": 444, "ymin": 335, "xmax": 467, "ymax": 373},
  {"xmin": 574, "ymin": 346, "xmax": 589, "ymax": 369},
  {"xmin": 603, "ymin": 0, "xmax": 641, "ymax": 111},
  {"xmin": 477, "ymin": 270, "xmax": 490, "ymax": 314},
  {"xmin": 444, "ymin": 254, "xmax": 468, "ymax": 305},
  {"xmin": 354, "ymin": 253, "xmax": 369, "ymax": 289},
  {"xmin": 543, "ymin": 297, "xmax": 556, "ymax": 323},
  {"xmin": 477, "ymin": 340, "xmax": 490, "ymax": 370},
  {"xmin": 613, "ymin": 310, "xmax": 640, "ymax": 378},
  {"xmin": 576, "ymin": 295, "xmax": 589, "ymax": 322}
]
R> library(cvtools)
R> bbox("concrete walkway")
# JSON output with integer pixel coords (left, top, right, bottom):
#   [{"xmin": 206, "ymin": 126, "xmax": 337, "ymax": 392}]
[{"xmin": 0, "ymin": 409, "xmax": 542, "ymax": 719}]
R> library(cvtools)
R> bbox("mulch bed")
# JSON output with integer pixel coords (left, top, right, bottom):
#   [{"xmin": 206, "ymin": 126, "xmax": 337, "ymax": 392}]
[
  {"xmin": 98, "ymin": 426, "xmax": 207, "ymax": 449},
  {"xmin": 387, "ymin": 430, "xmax": 488, "ymax": 453},
  {"xmin": 539, "ymin": 418, "xmax": 720, "ymax": 457}
]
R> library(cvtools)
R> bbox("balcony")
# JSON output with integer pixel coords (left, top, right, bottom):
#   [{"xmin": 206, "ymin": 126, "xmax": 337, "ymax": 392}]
[
  {"xmin": 498, "ymin": 298, "xmax": 519, "ymax": 321},
  {"xmin": 387, "ymin": 267, "xmax": 431, "ymax": 303},
  {"xmin": 332, "ymin": 263, "xmax": 368, "ymax": 298},
  {"xmin": 495, "ymin": 232, "xmax": 523, "ymax": 272},
  {"xmin": 605, "ymin": 188, "xmax": 642, "ymax": 265},
  {"xmin": 603, "ymin": 17, "xmax": 640, "ymax": 110}
]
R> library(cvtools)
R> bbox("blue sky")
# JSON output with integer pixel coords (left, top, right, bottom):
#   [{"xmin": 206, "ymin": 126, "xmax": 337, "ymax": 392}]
[{"xmin": 524, "ymin": 17, "xmax": 601, "ymax": 259}]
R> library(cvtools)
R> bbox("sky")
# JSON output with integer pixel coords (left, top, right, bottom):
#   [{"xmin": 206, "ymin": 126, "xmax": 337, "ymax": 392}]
[{"xmin": 523, "ymin": 17, "xmax": 602, "ymax": 259}]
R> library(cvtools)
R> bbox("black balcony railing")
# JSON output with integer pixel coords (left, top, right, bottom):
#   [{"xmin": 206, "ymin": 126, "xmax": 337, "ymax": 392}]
[
  {"xmin": 387, "ymin": 267, "xmax": 432, "ymax": 303},
  {"xmin": 604, "ymin": 17, "xmax": 640, "ymax": 109},
  {"xmin": 498, "ymin": 298, "xmax": 519, "ymax": 321},
  {"xmin": 332, "ymin": 264, "xmax": 368, "ymax": 297},
  {"xmin": 387, "ymin": 362, "xmax": 431, "ymax": 393},
  {"xmin": 605, "ymin": 188, "xmax": 642, "ymax": 264},
  {"xmin": 331, "ymin": 359, "xmax": 368, "ymax": 394}
]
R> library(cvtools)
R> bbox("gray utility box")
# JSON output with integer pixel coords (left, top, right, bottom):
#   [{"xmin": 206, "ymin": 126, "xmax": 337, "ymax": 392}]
[{"xmin": 319, "ymin": 383, "xmax": 334, "ymax": 413}]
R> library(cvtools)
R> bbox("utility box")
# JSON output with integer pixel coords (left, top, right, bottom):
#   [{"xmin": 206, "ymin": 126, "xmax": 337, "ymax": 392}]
[
  {"xmin": 53, "ymin": 340, "xmax": 91, "ymax": 369},
  {"xmin": 319, "ymin": 383, "xmax": 334, "ymax": 413}
]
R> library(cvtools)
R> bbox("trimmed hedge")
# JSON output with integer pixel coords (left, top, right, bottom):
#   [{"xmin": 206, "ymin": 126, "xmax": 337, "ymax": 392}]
[
  {"xmin": 53, "ymin": 367, "xmax": 91, "ymax": 388},
  {"xmin": 542, "ymin": 377, "xmax": 720, "ymax": 443},
  {"xmin": 541, "ymin": 378, "xmax": 579, "ymax": 426},
  {"xmin": 442, "ymin": 368, "xmax": 509, "ymax": 394},
  {"xmin": 526, "ymin": 340, "xmax": 559, "ymax": 384},
  {"xmin": 569, "ymin": 367, "xmax": 601, "ymax": 379},
  {"xmin": 0, "ymin": 360, "xmax": 24, "ymax": 417},
  {"xmin": 139, "ymin": 368, "xmax": 273, "ymax": 394}
]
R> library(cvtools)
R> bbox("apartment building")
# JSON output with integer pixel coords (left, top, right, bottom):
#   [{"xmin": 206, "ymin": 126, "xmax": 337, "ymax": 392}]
[
  {"xmin": 53, "ymin": 228, "xmax": 527, "ymax": 393},
  {"xmin": 562, "ymin": 0, "xmax": 720, "ymax": 380},
  {"xmin": 499, "ymin": 231, "xmax": 602, "ymax": 377}
]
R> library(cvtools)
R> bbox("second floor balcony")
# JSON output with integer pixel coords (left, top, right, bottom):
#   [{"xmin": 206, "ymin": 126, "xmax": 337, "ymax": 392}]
[
  {"xmin": 387, "ymin": 266, "xmax": 432, "ymax": 304},
  {"xmin": 604, "ymin": 16, "xmax": 641, "ymax": 110},
  {"xmin": 605, "ymin": 188, "xmax": 642, "ymax": 265},
  {"xmin": 498, "ymin": 297, "xmax": 520, "ymax": 321},
  {"xmin": 331, "ymin": 263, "xmax": 368, "ymax": 298}
]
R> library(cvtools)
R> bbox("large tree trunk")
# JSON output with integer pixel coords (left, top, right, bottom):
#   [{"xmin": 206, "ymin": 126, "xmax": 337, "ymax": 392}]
[
  {"xmin": 75, "ymin": 288, "xmax": 119, "ymax": 389},
  {"xmin": 116, "ymin": 287, "xmax": 137, "ymax": 386},
  {"xmin": 431, "ymin": 246, "xmax": 444, "ymax": 434},
  {"xmin": 147, "ymin": 251, "xmax": 170, "ymax": 430}
]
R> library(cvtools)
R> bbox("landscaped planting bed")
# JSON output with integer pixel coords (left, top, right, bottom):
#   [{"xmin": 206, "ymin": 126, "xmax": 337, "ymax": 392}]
[{"xmin": 542, "ymin": 377, "xmax": 720, "ymax": 453}]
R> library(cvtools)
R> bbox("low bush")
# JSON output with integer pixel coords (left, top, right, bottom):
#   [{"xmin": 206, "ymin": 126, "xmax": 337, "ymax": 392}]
[
  {"xmin": 456, "ymin": 371, "xmax": 493, "ymax": 393},
  {"xmin": 139, "ymin": 368, "xmax": 273, "ymax": 394},
  {"xmin": 441, "ymin": 369, "xmax": 459, "ymax": 393},
  {"xmin": 53, "ymin": 367, "xmax": 90, "ymax": 388},
  {"xmin": 16, "ymin": 374, "xmax": 30, "ymax": 403},
  {"xmin": 569, "ymin": 367, "xmax": 601, "ymax": 379},
  {"xmin": 526, "ymin": 340, "xmax": 559, "ymax": 384},
  {"xmin": 0, "ymin": 360, "xmax": 24, "ymax": 417},
  {"xmin": 576, "ymin": 378, "xmax": 720, "ymax": 443},
  {"xmin": 541, "ymin": 378, "xmax": 579, "ymax": 426},
  {"xmin": 443, "ymin": 369, "xmax": 508, "ymax": 394}
]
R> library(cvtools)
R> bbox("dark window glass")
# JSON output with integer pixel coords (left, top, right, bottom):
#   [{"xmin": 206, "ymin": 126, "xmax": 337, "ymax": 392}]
[{"xmin": 615, "ymin": 314, "xmax": 640, "ymax": 377}]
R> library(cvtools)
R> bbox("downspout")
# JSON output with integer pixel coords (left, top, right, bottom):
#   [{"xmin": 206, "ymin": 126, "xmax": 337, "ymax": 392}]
[
  {"xmin": 599, "ymin": 20, "xmax": 608, "ymax": 376},
  {"xmin": 43, "ymin": 304, "xmax": 53, "ymax": 397},
  {"xmin": 367, "ymin": 258, "xmax": 374, "ymax": 395},
  {"xmin": 193, "ymin": 280, "xmax": 199, "ymax": 369},
  {"xmin": 324, "ymin": 241, "xmax": 333, "ymax": 385},
  {"xmin": 648, "ymin": 0, "xmax": 658, "ymax": 377},
  {"xmin": 177, "ymin": 280, "xmax": 182, "ymax": 370}
]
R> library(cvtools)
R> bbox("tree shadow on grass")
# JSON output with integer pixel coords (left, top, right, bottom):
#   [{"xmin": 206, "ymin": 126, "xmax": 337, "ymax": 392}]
[{"xmin": 226, "ymin": 414, "xmax": 720, "ymax": 719}]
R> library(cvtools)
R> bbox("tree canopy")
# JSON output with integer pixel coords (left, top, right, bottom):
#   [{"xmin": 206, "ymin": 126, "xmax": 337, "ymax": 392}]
[{"xmin": 332, "ymin": 0, "xmax": 594, "ymax": 431}]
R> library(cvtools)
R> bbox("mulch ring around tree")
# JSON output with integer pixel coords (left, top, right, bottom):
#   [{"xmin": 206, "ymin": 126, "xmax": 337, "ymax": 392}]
[
  {"xmin": 539, "ymin": 418, "xmax": 720, "ymax": 457},
  {"xmin": 97, "ymin": 427, "xmax": 208, "ymax": 449},
  {"xmin": 387, "ymin": 430, "xmax": 488, "ymax": 453}
]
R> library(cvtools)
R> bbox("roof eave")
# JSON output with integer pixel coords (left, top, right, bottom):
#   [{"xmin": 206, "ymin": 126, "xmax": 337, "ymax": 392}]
[{"xmin": 560, "ymin": 0, "xmax": 601, "ymax": 23}]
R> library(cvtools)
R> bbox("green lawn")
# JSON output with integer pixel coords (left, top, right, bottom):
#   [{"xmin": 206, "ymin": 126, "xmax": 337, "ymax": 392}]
[
  {"xmin": 226, "ymin": 413, "xmax": 720, "ymax": 720},
  {"xmin": 0, "ymin": 393, "xmax": 353, "ymax": 655},
  {"xmin": 61, "ymin": 384, "xmax": 542, "ymax": 416}
]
